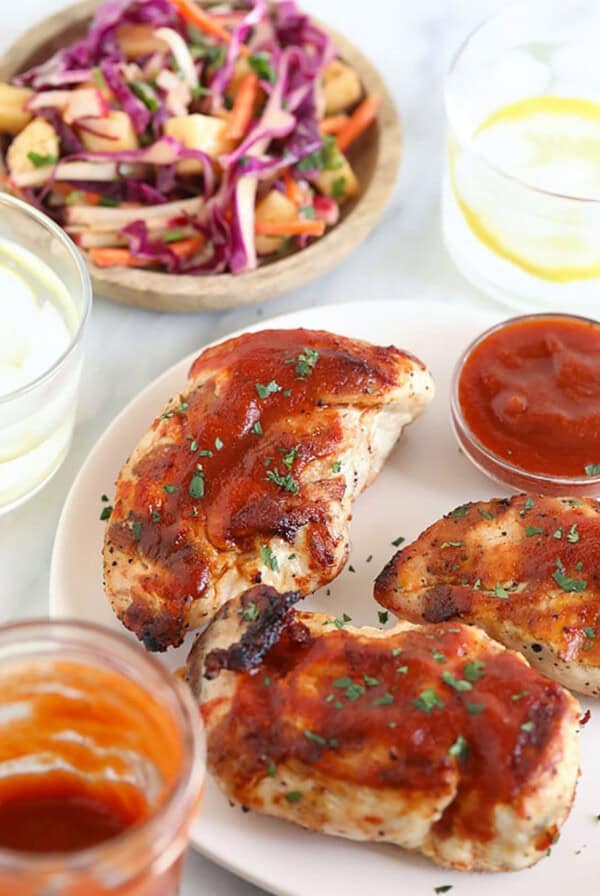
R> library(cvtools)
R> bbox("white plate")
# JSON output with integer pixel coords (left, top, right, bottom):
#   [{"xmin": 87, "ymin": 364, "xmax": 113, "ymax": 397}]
[{"xmin": 50, "ymin": 300, "xmax": 598, "ymax": 896}]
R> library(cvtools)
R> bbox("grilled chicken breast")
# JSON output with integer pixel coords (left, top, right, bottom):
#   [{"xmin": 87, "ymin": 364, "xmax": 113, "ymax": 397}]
[
  {"xmin": 375, "ymin": 494, "xmax": 600, "ymax": 696},
  {"xmin": 187, "ymin": 586, "xmax": 580, "ymax": 872},
  {"xmin": 104, "ymin": 329, "xmax": 433, "ymax": 651}
]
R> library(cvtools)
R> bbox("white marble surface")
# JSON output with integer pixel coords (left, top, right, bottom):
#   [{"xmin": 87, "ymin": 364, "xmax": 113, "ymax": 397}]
[{"xmin": 0, "ymin": 1, "xmax": 507, "ymax": 893}]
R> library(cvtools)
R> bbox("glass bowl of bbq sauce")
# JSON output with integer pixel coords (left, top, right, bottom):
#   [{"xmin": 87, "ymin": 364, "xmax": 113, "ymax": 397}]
[
  {"xmin": 0, "ymin": 619, "xmax": 205, "ymax": 896},
  {"xmin": 451, "ymin": 313, "xmax": 600, "ymax": 496}
]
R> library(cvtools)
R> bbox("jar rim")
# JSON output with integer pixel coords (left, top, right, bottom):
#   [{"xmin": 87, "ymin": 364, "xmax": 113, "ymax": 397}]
[{"xmin": 0, "ymin": 618, "xmax": 205, "ymax": 878}]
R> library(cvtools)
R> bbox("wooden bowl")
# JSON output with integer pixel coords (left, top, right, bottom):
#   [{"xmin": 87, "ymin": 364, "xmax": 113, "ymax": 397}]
[{"xmin": 0, "ymin": 0, "xmax": 402, "ymax": 313}]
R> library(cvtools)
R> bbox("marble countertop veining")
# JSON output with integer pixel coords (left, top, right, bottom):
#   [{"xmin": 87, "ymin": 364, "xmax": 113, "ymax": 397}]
[{"xmin": 0, "ymin": 1, "xmax": 507, "ymax": 893}]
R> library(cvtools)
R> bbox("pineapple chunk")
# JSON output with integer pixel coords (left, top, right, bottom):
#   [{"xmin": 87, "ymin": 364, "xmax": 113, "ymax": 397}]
[
  {"xmin": 6, "ymin": 118, "xmax": 59, "ymax": 176},
  {"xmin": 116, "ymin": 24, "xmax": 169, "ymax": 59},
  {"xmin": 322, "ymin": 60, "xmax": 362, "ymax": 115},
  {"xmin": 0, "ymin": 83, "xmax": 34, "ymax": 135},
  {"xmin": 255, "ymin": 189, "xmax": 297, "ymax": 255},
  {"xmin": 164, "ymin": 114, "xmax": 234, "ymax": 174},
  {"xmin": 77, "ymin": 110, "xmax": 138, "ymax": 153},
  {"xmin": 315, "ymin": 148, "xmax": 358, "ymax": 204}
]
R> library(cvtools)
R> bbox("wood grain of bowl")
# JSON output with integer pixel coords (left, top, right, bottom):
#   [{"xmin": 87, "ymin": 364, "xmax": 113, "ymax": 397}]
[{"xmin": 0, "ymin": 0, "xmax": 402, "ymax": 312}]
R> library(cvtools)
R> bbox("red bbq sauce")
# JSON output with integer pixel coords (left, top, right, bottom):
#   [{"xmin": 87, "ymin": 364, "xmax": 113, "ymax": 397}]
[
  {"xmin": 207, "ymin": 615, "xmax": 570, "ymax": 843},
  {"xmin": 455, "ymin": 314, "xmax": 600, "ymax": 485}
]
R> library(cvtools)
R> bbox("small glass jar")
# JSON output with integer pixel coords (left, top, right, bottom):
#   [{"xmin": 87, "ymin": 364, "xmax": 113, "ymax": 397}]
[
  {"xmin": 0, "ymin": 619, "xmax": 205, "ymax": 895},
  {"xmin": 0, "ymin": 193, "xmax": 91, "ymax": 514}
]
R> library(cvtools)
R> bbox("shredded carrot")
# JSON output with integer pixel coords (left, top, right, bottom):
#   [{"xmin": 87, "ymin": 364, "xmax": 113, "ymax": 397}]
[
  {"xmin": 255, "ymin": 218, "xmax": 325, "ymax": 237},
  {"xmin": 170, "ymin": 0, "xmax": 250, "ymax": 56},
  {"xmin": 320, "ymin": 115, "xmax": 349, "ymax": 136},
  {"xmin": 283, "ymin": 170, "xmax": 304, "ymax": 206},
  {"xmin": 226, "ymin": 73, "xmax": 260, "ymax": 140},
  {"xmin": 336, "ymin": 95, "xmax": 381, "ymax": 153},
  {"xmin": 90, "ymin": 235, "xmax": 204, "ymax": 268}
]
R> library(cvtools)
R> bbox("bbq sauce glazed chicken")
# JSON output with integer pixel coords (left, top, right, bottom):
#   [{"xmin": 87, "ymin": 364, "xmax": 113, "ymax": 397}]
[
  {"xmin": 375, "ymin": 494, "xmax": 600, "ymax": 696},
  {"xmin": 186, "ymin": 586, "xmax": 580, "ymax": 872},
  {"xmin": 103, "ymin": 329, "xmax": 433, "ymax": 650}
]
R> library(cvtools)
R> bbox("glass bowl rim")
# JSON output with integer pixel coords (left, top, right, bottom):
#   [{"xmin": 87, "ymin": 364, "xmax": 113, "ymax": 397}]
[
  {"xmin": 450, "ymin": 311, "xmax": 600, "ymax": 490},
  {"xmin": 0, "ymin": 193, "xmax": 92, "ymax": 406},
  {"xmin": 444, "ymin": 0, "xmax": 600, "ymax": 206}
]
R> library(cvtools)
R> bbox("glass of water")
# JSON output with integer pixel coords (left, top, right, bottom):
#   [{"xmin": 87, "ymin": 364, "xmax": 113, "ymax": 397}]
[
  {"xmin": 442, "ymin": 0, "xmax": 600, "ymax": 314},
  {"xmin": 0, "ymin": 193, "xmax": 91, "ymax": 513}
]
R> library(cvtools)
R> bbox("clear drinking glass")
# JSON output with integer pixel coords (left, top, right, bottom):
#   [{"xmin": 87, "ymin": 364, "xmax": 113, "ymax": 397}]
[
  {"xmin": 0, "ymin": 619, "xmax": 205, "ymax": 895},
  {"xmin": 0, "ymin": 194, "xmax": 91, "ymax": 513},
  {"xmin": 442, "ymin": 0, "xmax": 600, "ymax": 314}
]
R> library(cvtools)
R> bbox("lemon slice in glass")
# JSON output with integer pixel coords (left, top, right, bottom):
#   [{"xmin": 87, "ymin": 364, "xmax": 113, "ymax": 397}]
[{"xmin": 451, "ymin": 96, "xmax": 600, "ymax": 281}]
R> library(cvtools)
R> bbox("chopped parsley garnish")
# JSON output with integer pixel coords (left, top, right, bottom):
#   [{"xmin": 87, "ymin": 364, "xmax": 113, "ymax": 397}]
[
  {"xmin": 256, "ymin": 380, "xmax": 281, "ymax": 399},
  {"xmin": 466, "ymin": 702, "xmax": 484, "ymax": 715},
  {"xmin": 297, "ymin": 135, "xmax": 341, "ymax": 172},
  {"xmin": 189, "ymin": 439, "xmax": 199, "ymax": 452},
  {"xmin": 281, "ymin": 444, "xmax": 300, "ymax": 469},
  {"xmin": 464, "ymin": 660, "xmax": 485, "ymax": 682},
  {"xmin": 251, "ymin": 421, "xmax": 263, "ymax": 435},
  {"xmin": 241, "ymin": 601, "xmax": 260, "ymax": 622},
  {"xmin": 293, "ymin": 347, "xmax": 319, "ymax": 380},
  {"xmin": 441, "ymin": 540, "xmax": 463, "ymax": 549},
  {"xmin": 511, "ymin": 691, "xmax": 529, "ymax": 702},
  {"xmin": 100, "ymin": 505, "xmax": 112, "ymax": 521},
  {"xmin": 567, "ymin": 524, "xmax": 580, "ymax": 544},
  {"xmin": 442, "ymin": 671, "xmax": 472, "ymax": 692},
  {"xmin": 521, "ymin": 720, "xmax": 535, "ymax": 733},
  {"xmin": 520, "ymin": 497, "xmax": 535, "ymax": 517},
  {"xmin": 151, "ymin": 510, "xmax": 161, "ymax": 522},
  {"xmin": 372, "ymin": 693, "xmax": 394, "ymax": 706},
  {"xmin": 333, "ymin": 676, "xmax": 364, "ymax": 701},
  {"xmin": 264, "ymin": 676, "xmax": 271, "ymax": 687},
  {"xmin": 132, "ymin": 521, "xmax": 142, "ymax": 541},
  {"xmin": 248, "ymin": 51, "xmax": 276, "ymax": 84},
  {"xmin": 334, "ymin": 613, "xmax": 352, "ymax": 629},
  {"xmin": 191, "ymin": 84, "xmax": 212, "ymax": 98},
  {"xmin": 266, "ymin": 760, "xmax": 276, "ymax": 777},
  {"xmin": 285, "ymin": 791, "xmax": 303, "ymax": 803},
  {"xmin": 525, "ymin": 526, "xmax": 544, "ymax": 537},
  {"xmin": 66, "ymin": 190, "xmax": 85, "ymax": 205},
  {"xmin": 434, "ymin": 887, "xmax": 453, "ymax": 894},
  {"xmin": 348, "ymin": 565, "xmax": 356, "ymax": 573},
  {"xmin": 164, "ymin": 484, "xmax": 178, "ymax": 494},
  {"xmin": 553, "ymin": 527, "xmax": 564, "ymax": 540},
  {"xmin": 494, "ymin": 582, "xmax": 510, "ymax": 599},
  {"xmin": 391, "ymin": 647, "xmax": 403, "ymax": 656},
  {"xmin": 478, "ymin": 508, "xmax": 494, "ymax": 520},
  {"xmin": 288, "ymin": 553, "xmax": 296, "ymax": 560},
  {"xmin": 378, "ymin": 611, "xmax": 389, "ymax": 625},
  {"xmin": 413, "ymin": 688, "xmax": 445, "ymax": 713},
  {"xmin": 448, "ymin": 734, "xmax": 468, "ymax": 759},
  {"xmin": 188, "ymin": 468, "xmax": 205, "ymax": 499},
  {"xmin": 260, "ymin": 544, "xmax": 279, "ymax": 572},
  {"xmin": 266, "ymin": 466, "xmax": 299, "ymax": 494},
  {"xmin": 101, "ymin": 494, "xmax": 109, "ymax": 502},
  {"xmin": 552, "ymin": 557, "xmax": 587, "ymax": 592},
  {"xmin": 27, "ymin": 151, "xmax": 58, "ymax": 167},
  {"xmin": 98, "ymin": 195, "xmax": 120, "ymax": 207},
  {"xmin": 584, "ymin": 626, "xmax": 596, "ymax": 639},
  {"xmin": 452, "ymin": 505, "xmax": 470, "ymax": 518},
  {"xmin": 215, "ymin": 437, "xmax": 224, "ymax": 450},
  {"xmin": 300, "ymin": 204, "xmax": 315, "ymax": 219},
  {"xmin": 432, "ymin": 649, "xmax": 447, "ymax": 664},
  {"xmin": 585, "ymin": 463, "xmax": 600, "ymax": 477},
  {"xmin": 391, "ymin": 535, "xmax": 405, "ymax": 547},
  {"xmin": 198, "ymin": 449, "xmax": 212, "ymax": 457},
  {"xmin": 331, "ymin": 460, "xmax": 342, "ymax": 473},
  {"xmin": 304, "ymin": 729, "xmax": 327, "ymax": 746},
  {"xmin": 396, "ymin": 665, "xmax": 408, "ymax": 674},
  {"xmin": 363, "ymin": 675, "xmax": 379, "ymax": 687}
]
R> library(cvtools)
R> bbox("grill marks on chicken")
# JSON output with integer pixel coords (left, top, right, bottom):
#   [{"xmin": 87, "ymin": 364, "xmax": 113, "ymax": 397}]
[
  {"xmin": 103, "ymin": 329, "xmax": 434, "ymax": 651},
  {"xmin": 187, "ymin": 587, "xmax": 580, "ymax": 872},
  {"xmin": 375, "ymin": 494, "xmax": 600, "ymax": 695}
]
